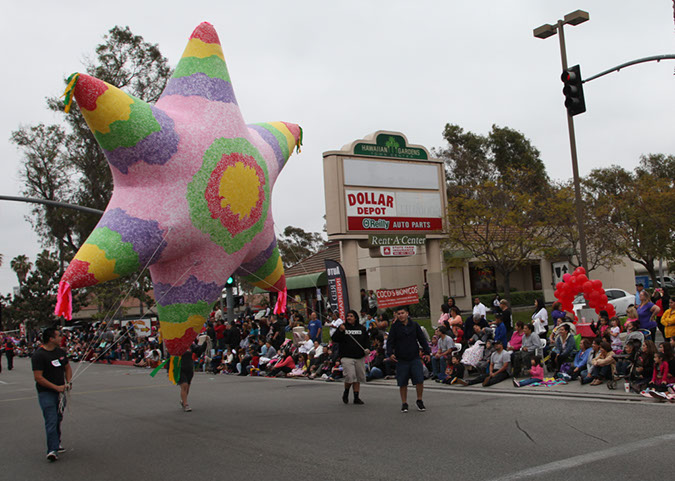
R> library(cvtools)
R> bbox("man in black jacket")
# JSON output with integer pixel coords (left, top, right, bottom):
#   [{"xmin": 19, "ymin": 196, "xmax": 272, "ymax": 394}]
[
  {"xmin": 386, "ymin": 306, "xmax": 430, "ymax": 413},
  {"xmin": 332, "ymin": 310, "xmax": 369, "ymax": 405}
]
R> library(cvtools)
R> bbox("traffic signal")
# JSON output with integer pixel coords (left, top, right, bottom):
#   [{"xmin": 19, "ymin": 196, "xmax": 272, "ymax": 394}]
[
  {"xmin": 561, "ymin": 65, "xmax": 586, "ymax": 116},
  {"xmin": 226, "ymin": 276, "xmax": 234, "ymax": 287}
]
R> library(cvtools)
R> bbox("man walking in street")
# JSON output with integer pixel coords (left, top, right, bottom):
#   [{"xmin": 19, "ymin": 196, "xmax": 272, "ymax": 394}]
[
  {"xmin": 32, "ymin": 327, "xmax": 72, "ymax": 462},
  {"xmin": 331, "ymin": 310, "xmax": 369, "ymax": 404},
  {"xmin": 4, "ymin": 336, "xmax": 14, "ymax": 370},
  {"xmin": 386, "ymin": 306, "xmax": 431, "ymax": 412}
]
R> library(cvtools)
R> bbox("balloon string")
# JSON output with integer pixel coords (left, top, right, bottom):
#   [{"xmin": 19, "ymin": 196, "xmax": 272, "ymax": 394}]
[
  {"xmin": 71, "ymin": 259, "xmax": 197, "ymax": 382},
  {"xmin": 70, "ymin": 227, "xmax": 173, "ymax": 380}
]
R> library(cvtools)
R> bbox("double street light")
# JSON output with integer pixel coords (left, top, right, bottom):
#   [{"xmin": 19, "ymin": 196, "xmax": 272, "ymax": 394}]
[{"xmin": 534, "ymin": 10, "xmax": 590, "ymax": 274}]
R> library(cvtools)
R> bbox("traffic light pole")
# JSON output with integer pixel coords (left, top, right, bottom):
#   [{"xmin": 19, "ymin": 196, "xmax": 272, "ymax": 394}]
[
  {"xmin": 556, "ymin": 20, "xmax": 589, "ymax": 274},
  {"xmin": 226, "ymin": 285, "xmax": 235, "ymax": 323}
]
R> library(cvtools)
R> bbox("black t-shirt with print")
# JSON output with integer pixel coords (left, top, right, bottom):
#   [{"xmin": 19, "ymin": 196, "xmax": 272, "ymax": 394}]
[{"xmin": 31, "ymin": 347, "xmax": 69, "ymax": 393}]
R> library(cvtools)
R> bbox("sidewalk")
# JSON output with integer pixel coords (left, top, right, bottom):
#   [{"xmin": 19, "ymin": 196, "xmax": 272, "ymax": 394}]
[{"xmin": 368, "ymin": 375, "xmax": 664, "ymax": 403}]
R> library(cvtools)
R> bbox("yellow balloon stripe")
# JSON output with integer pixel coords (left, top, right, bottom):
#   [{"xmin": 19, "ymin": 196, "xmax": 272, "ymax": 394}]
[
  {"xmin": 182, "ymin": 38, "xmax": 225, "ymax": 60},
  {"xmin": 252, "ymin": 256, "xmax": 284, "ymax": 289},
  {"xmin": 80, "ymin": 85, "xmax": 134, "ymax": 135},
  {"xmin": 73, "ymin": 244, "xmax": 119, "ymax": 283},
  {"xmin": 268, "ymin": 122, "xmax": 296, "ymax": 155},
  {"xmin": 160, "ymin": 314, "xmax": 205, "ymax": 340}
]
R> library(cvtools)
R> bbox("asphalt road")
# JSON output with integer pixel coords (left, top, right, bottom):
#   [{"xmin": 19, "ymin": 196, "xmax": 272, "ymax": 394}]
[{"xmin": 1, "ymin": 357, "xmax": 673, "ymax": 481}]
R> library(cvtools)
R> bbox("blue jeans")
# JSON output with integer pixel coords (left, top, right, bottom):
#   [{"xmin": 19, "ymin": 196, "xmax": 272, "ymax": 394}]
[
  {"xmin": 518, "ymin": 378, "xmax": 543, "ymax": 386},
  {"xmin": 431, "ymin": 356, "xmax": 447, "ymax": 378},
  {"xmin": 38, "ymin": 391, "xmax": 62, "ymax": 453},
  {"xmin": 367, "ymin": 366, "xmax": 383, "ymax": 381}
]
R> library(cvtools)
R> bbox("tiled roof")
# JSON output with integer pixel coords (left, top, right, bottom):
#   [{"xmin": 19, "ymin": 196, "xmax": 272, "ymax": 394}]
[{"xmin": 285, "ymin": 242, "xmax": 341, "ymax": 277}]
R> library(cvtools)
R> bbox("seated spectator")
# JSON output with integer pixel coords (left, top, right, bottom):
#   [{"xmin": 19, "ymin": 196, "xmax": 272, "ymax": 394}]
[
  {"xmin": 649, "ymin": 352, "xmax": 675, "ymax": 391},
  {"xmin": 464, "ymin": 314, "xmax": 488, "ymax": 341},
  {"xmin": 513, "ymin": 355, "xmax": 544, "ymax": 387},
  {"xmin": 508, "ymin": 321, "xmax": 525, "ymax": 352},
  {"xmin": 457, "ymin": 340, "xmax": 511, "ymax": 387},
  {"xmin": 624, "ymin": 321, "xmax": 645, "ymax": 349},
  {"xmin": 431, "ymin": 327, "xmax": 456, "ymax": 380},
  {"xmin": 298, "ymin": 334, "xmax": 314, "ymax": 354},
  {"xmin": 452, "ymin": 324, "xmax": 464, "ymax": 344},
  {"xmin": 659, "ymin": 341, "xmax": 675, "ymax": 376},
  {"xmin": 548, "ymin": 324, "xmax": 575, "ymax": 373},
  {"xmin": 267, "ymin": 349, "xmax": 295, "ymax": 377},
  {"xmin": 616, "ymin": 341, "xmax": 639, "ymax": 378},
  {"xmin": 632, "ymin": 340, "xmax": 657, "ymax": 390},
  {"xmin": 468, "ymin": 323, "xmax": 492, "ymax": 346},
  {"xmin": 511, "ymin": 324, "xmax": 541, "ymax": 377},
  {"xmin": 437, "ymin": 303, "xmax": 451, "ymax": 327},
  {"xmin": 551, "ymin": 301, "xmax": 566, "ymax": 326},
  {"xmin": 288, "ymin": 353, "xmax": 309, "ymax": 377},
  {"xmin": 326, "ymin": 359, "xmax": 343, "ymax": 381},
  {"xmin": 570, "ymin": 338, "xmax": 592, "ymax": 380},
  {"xmin": 449, "ymin": 306, "xmax": 463, "ymax": 327},
  {"xmin": 366, "ymin": 343, "xmax": 386, "ymax": 381},
  {"xmin": 439, "ymin": 353, "xmax": 465, "ymax": 384},
  {"xmin": 609, "ymin": 317, "xmax": 623, "ymax": 353},
  {"xmin": 461, "ymin": 334, "xmax": 486, "ymax": 369},
  {"xmin": 589, "ymin": 341, "xmax": 615, "ymax": 386},
  {"xmin": 491, "ymin": 314, "xmax": 508, "ymax": 347}
]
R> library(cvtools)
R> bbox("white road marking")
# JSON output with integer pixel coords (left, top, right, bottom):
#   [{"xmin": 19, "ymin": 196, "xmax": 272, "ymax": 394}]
[{"xmin": 493, "ymin": 433, "xmax": 675, "ymax": 480}]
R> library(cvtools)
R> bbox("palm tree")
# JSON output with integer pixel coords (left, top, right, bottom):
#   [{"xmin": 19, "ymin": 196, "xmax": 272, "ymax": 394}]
[{"xmin": 10, "ymin": 254, "xmax": 33, "ymax": 287}]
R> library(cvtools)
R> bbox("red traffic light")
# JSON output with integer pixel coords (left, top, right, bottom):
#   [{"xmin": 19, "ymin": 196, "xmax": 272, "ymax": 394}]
[{"xmin": 561, "ymin": 65, "xmax": 586, "ymax": 116}]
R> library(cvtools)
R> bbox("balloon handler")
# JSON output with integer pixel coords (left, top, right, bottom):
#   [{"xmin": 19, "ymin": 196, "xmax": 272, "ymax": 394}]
[{"xmin": 153, "ymin": 334, "xmax": 208, "ymax": 412}]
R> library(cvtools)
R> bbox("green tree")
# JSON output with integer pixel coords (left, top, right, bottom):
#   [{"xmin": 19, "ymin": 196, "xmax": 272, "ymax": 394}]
[
  {"xmin": 584, "ymin": 154, "xmax": 675, "ymax": 286},
  {"xmin": 8, "ymin": 251, "xmax": 61, "ymax": 328},
  {"xmin": 437, "ymin": 124, "xmax": 553, "ymax": 300},
  {"xmin": 10, "ymin": 255, "xmax": 33, "ymax": 287},
  {"xmin": 436, "ymin": 124, "xmax": 549, "ymax": 193},
  {"xmin": 277, "ymin": 226, "xmax": 326, "ymax": 268},
  {"xmin": 544, "ymin": 181, "xmax": 621, "ymax": 273}
]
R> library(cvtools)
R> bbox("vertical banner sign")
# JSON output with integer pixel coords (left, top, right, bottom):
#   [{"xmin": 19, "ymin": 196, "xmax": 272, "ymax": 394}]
[{"xmin": 324, "ymin": 260, "xmax": 350, "ymax": 320}]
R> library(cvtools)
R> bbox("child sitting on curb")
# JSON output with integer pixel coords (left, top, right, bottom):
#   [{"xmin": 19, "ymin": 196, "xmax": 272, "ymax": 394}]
[{"xmin": 513, "ymin": 355, "xmax": 544, "ymax": 387}]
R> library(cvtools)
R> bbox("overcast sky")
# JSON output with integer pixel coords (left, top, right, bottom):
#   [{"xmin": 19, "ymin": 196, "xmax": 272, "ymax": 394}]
[{"xmin": 1, "ymin": 1, "xmax": 673, "ymax": 295}]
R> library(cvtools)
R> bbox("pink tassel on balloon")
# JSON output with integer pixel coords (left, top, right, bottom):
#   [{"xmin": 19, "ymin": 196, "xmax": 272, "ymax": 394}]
[
  {"xmin": 55, "ymin": 281, "xmax": 73, "ymax": 320},
  {"xmin": 274, "ymin": 288, "xmax": 287, "ymax": 314}
]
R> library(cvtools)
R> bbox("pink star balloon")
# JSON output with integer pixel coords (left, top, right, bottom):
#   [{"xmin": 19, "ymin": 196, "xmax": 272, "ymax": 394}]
[{"xmin": 55, "ymin": 22, "xmax": 301, "ymax": 360}]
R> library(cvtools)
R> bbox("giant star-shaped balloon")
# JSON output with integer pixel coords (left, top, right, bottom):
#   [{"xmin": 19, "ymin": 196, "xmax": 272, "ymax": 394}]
[{"xmin": 55, "ymin": 22, "xmax": 301, "ymax": 357}]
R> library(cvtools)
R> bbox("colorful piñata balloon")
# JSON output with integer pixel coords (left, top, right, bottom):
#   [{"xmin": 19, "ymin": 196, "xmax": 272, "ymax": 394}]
[{"xmin": 55, "ymin": 22, "xmax": 301, "ymax": 368}]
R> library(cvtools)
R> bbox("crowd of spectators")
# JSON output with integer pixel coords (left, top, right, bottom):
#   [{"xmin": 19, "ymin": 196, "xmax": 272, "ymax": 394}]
[{"xmin": 2, "ymin": 286, "xmax": 673, "ymax": 401}]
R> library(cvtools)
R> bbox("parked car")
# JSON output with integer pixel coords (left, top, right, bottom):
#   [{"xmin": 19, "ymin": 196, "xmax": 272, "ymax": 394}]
[
  {"xmin": 656, "ymin": 276, "xmax": 674, "ymax": 289},
  {"xmin": 572, "ymin": 288, "xmax": 634, "ymax": 317}
]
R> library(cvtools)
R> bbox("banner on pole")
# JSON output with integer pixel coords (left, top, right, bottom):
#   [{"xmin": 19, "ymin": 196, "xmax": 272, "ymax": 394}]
[
  {"xmin": 121, "ymin": 319, "xmax": 152, "ymax": 337},
  {"xmin": 324, "ymin": 260, "xmax": 350, "ymax": 320},
  {"xmin": 376, "ymin": 285, "xmax": 420, "ymax": 309}
]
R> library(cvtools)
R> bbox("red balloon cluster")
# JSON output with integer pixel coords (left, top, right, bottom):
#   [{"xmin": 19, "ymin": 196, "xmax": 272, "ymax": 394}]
[{"xmin": 553, "ymin": 267, "xmax": 616, "ymax": 319}]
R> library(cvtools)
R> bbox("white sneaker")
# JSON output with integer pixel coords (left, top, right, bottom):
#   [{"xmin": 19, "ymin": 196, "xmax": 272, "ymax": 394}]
[{"xmin": 47, "ymin": 451, "xmax": 58, "ymax": 462}]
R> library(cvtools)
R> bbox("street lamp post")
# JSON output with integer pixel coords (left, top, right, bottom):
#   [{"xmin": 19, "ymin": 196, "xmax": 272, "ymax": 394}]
[{"xmin": 534, "ymin": 10, "xmax": 590, "ymax": 274}]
